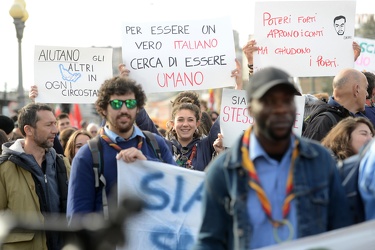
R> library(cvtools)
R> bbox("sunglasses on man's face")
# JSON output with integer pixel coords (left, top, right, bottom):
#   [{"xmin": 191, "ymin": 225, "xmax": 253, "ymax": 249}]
[{"xmin": 109, "ymin": 99, "xmax": 137, "ymax": 110}]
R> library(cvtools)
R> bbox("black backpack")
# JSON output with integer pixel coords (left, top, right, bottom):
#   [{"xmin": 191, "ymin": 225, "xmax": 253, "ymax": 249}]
[
  {"xmin": 302, "ymin": 100, "xmax": 338, "ymax": 134},
  {"xmin": 87, "ymin": 130, "xmax": 162, "ymax": 219},
  {"xmin": 337, "ymin": 139, "xmax": 374, "ymax": 224}
]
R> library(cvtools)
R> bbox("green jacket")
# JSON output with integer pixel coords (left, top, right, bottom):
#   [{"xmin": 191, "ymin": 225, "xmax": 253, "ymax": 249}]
[{"xmin": 0, "ymin": 139, "xmax": 70, "ymax": 250}]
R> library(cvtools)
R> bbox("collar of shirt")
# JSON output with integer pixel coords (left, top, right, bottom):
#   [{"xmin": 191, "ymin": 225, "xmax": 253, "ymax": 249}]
[
  {"xmin": 103, "ymin": 125, "xmax": 145, "ymax": 143},
  {"xmin": 249, "ymin": 129, "xmax": 295, "ymax": 164},
  {"xmin": 328, "ymin": 96, "xmax": 355, "ymax": 116}
]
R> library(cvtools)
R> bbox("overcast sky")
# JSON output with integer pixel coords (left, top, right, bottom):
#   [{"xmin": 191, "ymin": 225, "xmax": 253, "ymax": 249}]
[{"xmin": 0, "ymin": 0, "xmax": 374, "ymax": 92}]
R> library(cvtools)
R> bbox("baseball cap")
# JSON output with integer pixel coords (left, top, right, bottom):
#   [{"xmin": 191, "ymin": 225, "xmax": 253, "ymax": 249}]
[{"xmin": 247, "ymin": 67, "xmax": 300, "ymax": 101}]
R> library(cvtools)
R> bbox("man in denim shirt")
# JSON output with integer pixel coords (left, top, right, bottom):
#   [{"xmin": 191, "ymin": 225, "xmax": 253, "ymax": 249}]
[{"xmin": 194, "ymin": 67, "xmax": 352, "ymax": 250}]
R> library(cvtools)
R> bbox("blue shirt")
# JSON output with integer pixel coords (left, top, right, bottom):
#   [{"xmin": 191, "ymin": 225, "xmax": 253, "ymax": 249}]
[
  {"xmin": 248, "ymin": 132, "xmax": 297, "ymax": 248},
  {"xmin": 359, "ymin": 138, "xmax": 375, "ymax": 220},
  {"xmin": 104, "ymin": 124, "xmax": 143, "ymax": 142}
]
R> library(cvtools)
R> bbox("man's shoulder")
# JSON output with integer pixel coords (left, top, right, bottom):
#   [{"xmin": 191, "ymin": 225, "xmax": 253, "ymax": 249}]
[{"xmin": 298, "ymin": 136, "xmax": 334, "ymax": 158}]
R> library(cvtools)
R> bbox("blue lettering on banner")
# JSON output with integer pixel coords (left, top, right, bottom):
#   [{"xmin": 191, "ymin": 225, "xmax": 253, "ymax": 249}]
[
  {"xmin": 140, "ymin": 172, "xmax": 203, "ymax": 213},
  {"xmin": 140, "ymin": 172, "xmax": 170, "ymax": 210},
  {"xmin": 172, "ymin": 176, "xmax": 184, "ymax": 213},
  {"xmin": 183, "ymin": 182, "xmax": 203, "ymax": 212},
  {"xmin": 150, "ymin": 226, "xmax": 195, "ymax": 250}
]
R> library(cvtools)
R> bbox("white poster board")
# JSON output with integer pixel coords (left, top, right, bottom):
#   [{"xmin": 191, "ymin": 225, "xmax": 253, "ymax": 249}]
[
  {"xmin": 121, "ymin": 17, "xmax": 236, "ymax": 93},
  {"xmin": 354, "ymin": 37, "xmax": 375, "ymax": 73},
  {"xmin": 259, "ymin": 220, "xmax": 375, "ymax": 250},
  {"xmin": 117, "ymin": 160, "xmax": 205, "ymax": 250},
  {"xmin": 34, "ymin": 46, "xmax": 113, "ymax": 103},
  {"xmin": 220, "ymin": 88, "xmax": 305, "ymax": 147},
  {"xmin": 254, "ymin": 1, "xmax": 356, "ymax": 77}
]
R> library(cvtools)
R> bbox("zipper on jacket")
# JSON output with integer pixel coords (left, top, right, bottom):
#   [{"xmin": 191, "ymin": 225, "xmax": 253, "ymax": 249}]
[{"xmin": 44, "ymin": 174, "xmax": 48, "ymax": 184}]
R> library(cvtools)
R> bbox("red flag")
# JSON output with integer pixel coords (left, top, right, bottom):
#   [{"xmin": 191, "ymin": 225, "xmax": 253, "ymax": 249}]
[
  {"xmin": 208, "ymin": 89, "xmax": 214, "ymax": 111},
  {"xmin": 69, "ymin": 104, "xmax": 82, "ymax": 129},
  {"xmin": 54, "ymin": 105, "xmax": 61, "ymax": 117}
]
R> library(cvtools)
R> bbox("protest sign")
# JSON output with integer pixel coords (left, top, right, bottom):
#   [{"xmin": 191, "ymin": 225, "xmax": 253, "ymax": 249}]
[
  {"xmin": 220, "ymin": 88, "xmax": 305, "ymax": 147},
  {"xmin": 121, "ymin": 17, "xmax": 236, "ymax": 93},
  {"xmin": 117, "ymin": 160, "xmax": 205, "ymax": 250},
  {"xmin": 34, "ymin": 46, "xmax": 113, "ymax": 103},
  {"xmin": 254, "ymin": 1, "xmax": 356, "ymax": 77},
  {"xmin": 355, "ymin": 37, "xmax": 375, "ymax": 73}
]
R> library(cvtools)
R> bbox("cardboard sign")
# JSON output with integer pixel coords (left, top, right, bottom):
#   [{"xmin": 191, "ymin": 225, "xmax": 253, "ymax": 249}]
[
  {"xmin": 117, "ymin": 160, "xmax": 205, "ymax": 250},
  {"xmin": 254, "ymin": 1, "xmax": 356, "ymax": 77},
  {"xmin": 121, "ymin": 17, "xmax": 237, "ymax": 93},
  {"xmin": 34, "ymin": 46, "xmax": 113, "ymax": 103},
  {"xmin": 220, "ymin": 88, "xmax": 305, "ymax": 147}
]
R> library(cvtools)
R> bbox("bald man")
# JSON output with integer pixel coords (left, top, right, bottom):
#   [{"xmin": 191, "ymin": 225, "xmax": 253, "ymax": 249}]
[{"xmin": 303, "ymin": 68, "xmax": 368, "ymax": 141}]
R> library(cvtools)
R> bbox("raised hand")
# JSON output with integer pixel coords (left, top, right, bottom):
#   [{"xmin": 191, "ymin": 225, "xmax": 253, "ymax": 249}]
[{"xmin": 118, "ymin": 63, "xmax": 130, "ymax": 77}]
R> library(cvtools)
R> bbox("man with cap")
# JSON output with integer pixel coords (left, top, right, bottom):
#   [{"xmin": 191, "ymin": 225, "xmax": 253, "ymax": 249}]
[{"xmin": 194, "ymin": 67, "xmax": 352, "ymax": 250}]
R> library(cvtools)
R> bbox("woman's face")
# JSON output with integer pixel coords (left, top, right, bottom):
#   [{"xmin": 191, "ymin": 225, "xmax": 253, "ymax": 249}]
[
  {"xmin": 173, "ymin": 109, "xmax": 199, "ymax": 145},
  {"xmin": 351, "ymin": 123, "xmax": 373, "ymax": 154},
  {"xmin": 74, "ymin": 134, "xmax": 91, "ymax": 155}
]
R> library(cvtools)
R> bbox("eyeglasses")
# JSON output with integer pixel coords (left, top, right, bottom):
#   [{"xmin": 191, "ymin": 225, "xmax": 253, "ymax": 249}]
[{"xmin": 109, "ymin": 99, "xmax": 137, "ymax": 110}]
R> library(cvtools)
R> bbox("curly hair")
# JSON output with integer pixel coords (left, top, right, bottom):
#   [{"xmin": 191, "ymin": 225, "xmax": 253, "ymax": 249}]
[
  {"xmin": 166, "ymin": 97, "xmax": 202, "ymax": 140},
  {"xmin": 321, "ymin": 116, "xmax": 374, "ymax": 160},
  {"xmin": 95, "ymin": 76, "xmax": 146, "ymax": 118},
  {"xmin": 171, "ymin": 91, "xmax": 201, "ymax": 109}
]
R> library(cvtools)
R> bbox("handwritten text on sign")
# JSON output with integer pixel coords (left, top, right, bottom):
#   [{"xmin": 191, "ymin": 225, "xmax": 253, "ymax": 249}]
[
  {"xmin": 34, "ymin": 46, "xmax": 113, "ymax": 104},
  {"xmin": 254, "ymin": 1, "xmax": 356, "ymax": 77},
  {"xmin": 121, "ymin": 17, "xmax": 236, "ymax": 93},
  {"xmin": 220, "ymin": 88, "xmax": 305, "ymax": 148},
  {"xmin": 117, "ymin": 160, "xmax": 205, "ymax": 250},
  {"xmin": 355, "ymin": 37, "xmax": 375, "ymax": 73}
]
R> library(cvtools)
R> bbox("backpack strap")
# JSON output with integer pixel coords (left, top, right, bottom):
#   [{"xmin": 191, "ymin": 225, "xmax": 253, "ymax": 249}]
[
  {"xmin": 320, "ymin": 111, "xmax": 338, "ymax": 126},
  {"xmin": 142, "ymin": 130, "xmax": 163, "ymax": 162},
  {"xmin": 88, "ymin": 135, "xmax": 109, "ymax": 219}
]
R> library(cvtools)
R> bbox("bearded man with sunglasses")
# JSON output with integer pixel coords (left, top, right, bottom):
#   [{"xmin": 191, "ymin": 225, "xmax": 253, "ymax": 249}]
[{"xmin": 67, "ymin": 76, "xmax": 176, "ymax": 222}]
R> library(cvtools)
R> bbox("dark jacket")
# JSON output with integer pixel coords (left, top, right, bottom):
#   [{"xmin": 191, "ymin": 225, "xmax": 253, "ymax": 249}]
[
  {"xmin": 194, "ymin": 134, "xmax": 352, "ymax": 250},
  {"xmin": 302, "ymin": 96, "xmax": 352, "ymax": 141},
  {"xmin": 136, "ymin": 108, "xmax": 220, "ymax": 171}
]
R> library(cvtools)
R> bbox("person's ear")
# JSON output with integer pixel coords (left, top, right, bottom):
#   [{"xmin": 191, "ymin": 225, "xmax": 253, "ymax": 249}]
[
  {"xmin": 355, "ymin": 84, "xmax": 360, "ymax": 96},
  {"xmin": 24, "ymin": 125, "xmax": 33, "ymax": 136},
  {"xmin": 196, "ymin": 120, "xmax": 201, "ymax": 128}
]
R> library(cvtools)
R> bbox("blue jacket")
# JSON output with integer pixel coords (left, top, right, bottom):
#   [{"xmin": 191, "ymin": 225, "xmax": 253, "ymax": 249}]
[
  {"xmin": 194, "ymin": 135, "xmax": 352, "ymax": 250},
  {"xmin": 136, "ymin": 108, "xmax": 220, "ymax": 171},
  {"xmin": 359, "ymin": 138, "xmax": 375, "ymax": 220},
  {"xmin": 67, "ymin": 130, "xmax": 176, "ymax": 221},
  {"xmin": 356, "ymin": 105, "xmax": 375, "ymax": 127}
]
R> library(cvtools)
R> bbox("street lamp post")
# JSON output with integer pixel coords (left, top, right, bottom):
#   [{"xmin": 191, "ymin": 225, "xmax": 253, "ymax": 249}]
[{"xmin": 9, "ymin": 0, "xmax": 28, "ymax": 111}]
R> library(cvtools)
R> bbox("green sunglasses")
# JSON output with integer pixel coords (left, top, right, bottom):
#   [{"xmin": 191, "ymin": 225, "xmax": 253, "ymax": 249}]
[{"xmin": 109, "ymin": 99, "xmax": 137, "ymax": 110}]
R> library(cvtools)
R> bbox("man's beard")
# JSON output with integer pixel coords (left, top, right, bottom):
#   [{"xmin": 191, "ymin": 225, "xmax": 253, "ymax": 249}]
[
  {"xmin": 111, "ymin": 113, "xmax": 135, "ymax": 134},
  {"xmin": 33, "ymin": 134, "xmax": 53, "ymax": 149}
]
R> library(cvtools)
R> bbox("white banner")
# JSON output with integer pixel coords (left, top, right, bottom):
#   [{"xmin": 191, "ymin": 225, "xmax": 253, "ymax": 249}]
[
  {"xmin": 220, "ymin": 88, "xmax": 305, "ymax": 147},
  {"xmin": 34, "ymin": 46, "xmax": 113, "ymax": 103},
  {"xmin": 259, "ymin": 220, "xmax": 375, "ymax": 250},
  {"xmin": 354, "ymin": 37, "xmax": 375, "ymax": 73},
  {"xmin": 117, "ymin": 160, "xmax": 205, "ymax": 250},
  {"xmin": 254, "ymin": 1, "xmax": 356, "ymax": 77},
  {"xmin": 121, "ymin": 17, "xmax": 237, "ymax": 93}
]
